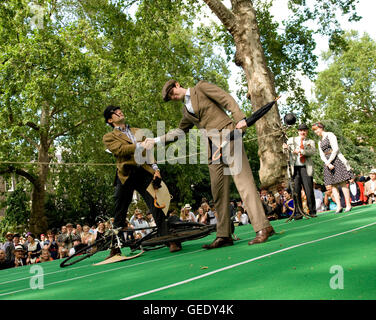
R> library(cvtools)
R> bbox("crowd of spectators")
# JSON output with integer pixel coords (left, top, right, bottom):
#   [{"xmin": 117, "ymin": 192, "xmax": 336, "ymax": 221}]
[
  {"xmin": 257, "ymin": 172, "xmax": 375, "ymax": 220},
  {"xmin": 1, "ymin": 170, "xmax": 375, "ymax": 271}
]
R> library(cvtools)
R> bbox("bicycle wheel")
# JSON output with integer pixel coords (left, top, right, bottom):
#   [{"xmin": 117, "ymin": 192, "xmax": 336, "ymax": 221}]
[
  {"xmin": 59, "ymin": 237, "xmax": 111, "ymax": 268},
  {"xmin": 140, "ymin": 223, "xmax": 215, "ymax": 247}
]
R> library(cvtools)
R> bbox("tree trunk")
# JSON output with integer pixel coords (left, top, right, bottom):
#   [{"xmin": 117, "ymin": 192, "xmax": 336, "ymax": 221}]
[
  {"xmin": 29, "ymin": 105, "xmax": 51, "ymax": 235},
  {"xmin": 203, "ymin": 0, "xmax": 287, "ymax": 191}
]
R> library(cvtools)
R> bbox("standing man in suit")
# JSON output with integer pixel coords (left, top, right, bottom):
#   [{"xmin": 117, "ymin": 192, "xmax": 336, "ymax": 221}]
[
  {"xmin": 146, "ymin": 80, "xmax": 275, "ymax": 249},
  {"xmin": 103, "ymin": 105, "xmax": 181, "ymax": 257},
  {"xmin": 283, "ymin": 123, "xmax": 317, "ymax": 218}
]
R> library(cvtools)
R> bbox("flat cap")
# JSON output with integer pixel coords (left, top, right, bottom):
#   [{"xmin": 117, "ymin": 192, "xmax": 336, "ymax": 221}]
[
  {"xmin": 298, "ymin": 123, "xmax": 309, "ymax": 130},
  {"xmin": 162, "ymin": 80, "xmax": 177, "ymax": 102}
]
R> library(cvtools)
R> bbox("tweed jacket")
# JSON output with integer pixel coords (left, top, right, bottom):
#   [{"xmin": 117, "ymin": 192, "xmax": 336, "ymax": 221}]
[
  {"xmin": 159, "ymin": 81, "xmax": 246, "ymax": 144},
  {"xmin": 103, "ymin": 127, "xmax": 155, "ymax": 184},
  {"xmin": 286, "ymin": 136, "xmax": 316, "ymax": 177}
]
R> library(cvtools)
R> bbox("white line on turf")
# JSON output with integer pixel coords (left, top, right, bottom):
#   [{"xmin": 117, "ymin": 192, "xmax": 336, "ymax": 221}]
[
  {"xmin": 0, "ymin": 208, "xmax": 368, "ymax": 290},
  {"xmin": 121, "ymin": 221, "xmax": 376, "ymax": 300}
]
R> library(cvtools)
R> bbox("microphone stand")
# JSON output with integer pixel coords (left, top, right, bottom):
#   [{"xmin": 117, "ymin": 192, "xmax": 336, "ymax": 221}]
[{"xmin": 281, "ymin": 126, "xmax": 310, "ymax": 222}]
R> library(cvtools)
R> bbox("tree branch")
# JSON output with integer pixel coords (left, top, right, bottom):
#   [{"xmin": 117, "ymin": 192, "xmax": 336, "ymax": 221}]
[
  {"xmin": 49, "ymin": 119, "xmax": 87, "ymax": 143},
  {"xmin": 26, "ymin": 121, "xmax": 40, "ymax": 131},
  {"xmin": 202, "ymin": 0, "xmax": 236, "ymax": 33},
  {"xmin": 0, "ymin": 166, "xmax": 37, "ymax": 185}
]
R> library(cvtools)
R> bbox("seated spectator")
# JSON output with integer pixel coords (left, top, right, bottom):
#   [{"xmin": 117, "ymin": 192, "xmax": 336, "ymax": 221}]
[
  {"xmin": 12, "ymin": 233, "xmax": 24, "ymax": 250},
  {"xmin": 81, "ymin": 225, "xmax": 95, "ymax": 245},
  {"xmin": 203, "ymin": 201, "xmax": 217, "ymax": 225},
  {"xmin": 131, "ymin": 210, "xmax": 150, "ymax": 238},
  {"xmin": 282, "ymin": 190, "xmax": 294, "ymax": 217},
  {"xmin": 146, "ymin": 211, "xmax": 156, "ymax": 227},
  {"xmin": 347, "ymin": 178, "xmax": 366, "ymax": 207},
  {"xmin": 0, "ymin": 249, "xmax": 14, "ymax": 270},
  {"xmin": 13, "ymin": 245, "xmax": 27, "ymax": 267},
  {"xmin": 314, "ymin": 183, "xmax": 325, "ymax": 212},
  {"xmin": 123, "ymin": 219, "xmax": 135, "ymax": 242},
  {"xmin": 324, "ymin": 185, "xmax": 338, "ymax": 211},
  {"xmin": 39, "ymin": 234, "xmax": 46, "ymax": 247},
  {"xmin": 265, "ymin": 192, "xmax": 282, "ymax": 220},
  {"xmin": 229, "ymin": 200, "xmax": 237, "ymax": 218},
  {"xmin": 75, "ymin": 224, "xmax": 83, "ymax": 239},
  {"xmin": 234, "ymin": 207, "xmax": 249, "ymax": 225},
  {"xmin": 275, "ymin": 183, "xmax": 288, "ymax": 205},
  {"xmin": 69, "ymin": 238, "xmax": 87, "ymax": 257},
  {"xmin": 37, "ymin": 249, "xmax": 54, "ymax": 263},
  {"xmin": 180, "ymin": 204, "xmax": 196, "ymax": 222},
  {"xmin": 26, "ymin": 233, "xmax": 42, "ymax": 265},
  {"xmin": 259, "ymin": 188, "xmax": 268, "ymax": 204},
  {"xmin": 196, "ymin": 207, "xmax": 209, "ymax": 224},
  {"xmin": 95, "ymin": 222, "xmax": 106, "ymax": 241},
  {"xmin": 44, "ymin": 231, "xmax": 59, "ymax": 260},
  {"xmin": 89, "ymin": 225, "xmax": 97, "ymax": 236},
  {"xmin": 57, "ymin": 224, "xmax": 76, "ymax": 259}
]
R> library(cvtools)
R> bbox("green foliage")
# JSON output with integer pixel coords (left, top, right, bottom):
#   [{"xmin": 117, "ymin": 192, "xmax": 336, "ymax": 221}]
[
  {"xmin": 0, "ymin": 0, "xmax": 230, "ymax": 229},
  {"xmin": 0, "ymin": 185, "xmax": 30, "ymax": 237},
  {"xmin": 313, "ymin": 32, "xmax": 376, "ymax": 150}
]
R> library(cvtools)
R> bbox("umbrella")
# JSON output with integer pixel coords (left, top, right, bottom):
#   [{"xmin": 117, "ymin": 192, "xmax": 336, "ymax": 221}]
[{"xmin": 212, "ymin": 96, "xmax": 280, "ymax": 161}]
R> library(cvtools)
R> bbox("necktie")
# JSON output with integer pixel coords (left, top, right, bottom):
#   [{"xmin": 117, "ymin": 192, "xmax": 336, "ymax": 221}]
[{"xmin": 300, "ymin": 139, "xmax": 306, "ymax": 163}]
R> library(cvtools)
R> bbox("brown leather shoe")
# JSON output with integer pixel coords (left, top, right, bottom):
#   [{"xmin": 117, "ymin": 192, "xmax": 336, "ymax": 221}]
[
  {"xmin": 202, "ymin": 237, "xmax": 233, "ymax": 250},
  {"xmin": 248, "ymin": 226, "xmax": 275, "ymax": 245},
  {"xmin": 105, "ymin": 247, "xmax": 121, "ymax": 260},
  {"xmin": 169, "ymin": 242, "xmax": 182, "ymax": 253}
]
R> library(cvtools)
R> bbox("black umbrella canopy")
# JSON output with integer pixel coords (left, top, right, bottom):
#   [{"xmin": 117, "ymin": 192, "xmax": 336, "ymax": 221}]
[
  {"xmin": 228, "ymin": 96, "xmax": 280, "ymax": 141},
  {"xmin": 246, "ymin": 97, "xmax": 280, "ymax": 127}
]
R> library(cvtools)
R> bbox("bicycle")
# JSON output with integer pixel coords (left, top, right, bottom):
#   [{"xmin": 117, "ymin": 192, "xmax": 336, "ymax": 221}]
[{"xmin": 59, "ymin": 215, "xmax": 216, "ymax": 268}]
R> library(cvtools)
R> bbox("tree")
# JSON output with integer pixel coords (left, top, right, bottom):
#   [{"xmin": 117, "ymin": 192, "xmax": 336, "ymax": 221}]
[
  {"xmin": 0, "ymin": 1, "xmax": 111, "ymax": 234},
  {"xmin": 200, "ymin": 0, "xmax": 360, "ymax": 191},
  {"xmin": 0, "ymin": 0, "xmax": 231, "ymax": 232},
  {"xmin": 0, "ymin": 185, "xmax": 30, "ymax": 237},
  {"xmin": 312, "ymin": 31, "xmax": 376, "ymax": 150}
]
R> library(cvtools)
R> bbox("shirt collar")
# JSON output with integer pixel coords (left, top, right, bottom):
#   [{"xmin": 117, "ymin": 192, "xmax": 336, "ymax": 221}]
[
  {"xmin": 115, "ymin": 124, "xmax": 130, "ymax": 131},
  {"xmin": 184, "ymin": 88, "xmax": 191, "ymax": 103}
]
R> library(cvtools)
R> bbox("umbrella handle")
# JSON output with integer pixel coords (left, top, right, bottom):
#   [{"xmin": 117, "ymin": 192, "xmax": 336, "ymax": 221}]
[{"xmin": 212, "ymin": 141, "xmax": 229, "ymax": 162}]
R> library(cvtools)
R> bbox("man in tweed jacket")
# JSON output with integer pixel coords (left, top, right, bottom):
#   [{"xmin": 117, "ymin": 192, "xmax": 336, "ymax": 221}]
[{"xmin": 147, "ymin": 80, "xmax": 275, "ymax": 249}]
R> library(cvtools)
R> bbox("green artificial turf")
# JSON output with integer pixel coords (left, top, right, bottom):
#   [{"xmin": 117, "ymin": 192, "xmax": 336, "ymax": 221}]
[{"xmin": 1, "ymin": 204, "xmax": 375, "ymax": 300}]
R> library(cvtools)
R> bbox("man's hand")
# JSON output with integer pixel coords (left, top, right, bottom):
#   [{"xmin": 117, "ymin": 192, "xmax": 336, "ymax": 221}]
[
  {"xmin": 235, "ymin": 119, "xmax": 247, "ymax": 129},
  {"xmin": 153, "ymin": 170, "xmax": 161, "ymax": 180},
  {"xmin": 141, "ymin": 138, "xmax": 155, "ymax": 150}
]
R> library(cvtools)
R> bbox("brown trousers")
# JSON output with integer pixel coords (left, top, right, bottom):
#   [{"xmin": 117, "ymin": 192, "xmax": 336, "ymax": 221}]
[{"xmin": 208, "ymin": 131, "xmax": 270, "ymax": 238}]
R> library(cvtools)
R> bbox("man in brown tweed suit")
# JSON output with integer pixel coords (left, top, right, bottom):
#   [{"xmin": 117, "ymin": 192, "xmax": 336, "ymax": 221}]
[
  {"xmin": 102, "ymin": 105, "xmax": 181, "ymax": 257},
  {"xmin": 147, "ymin": 80, "xmax": 275, "ymax": 249}
]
